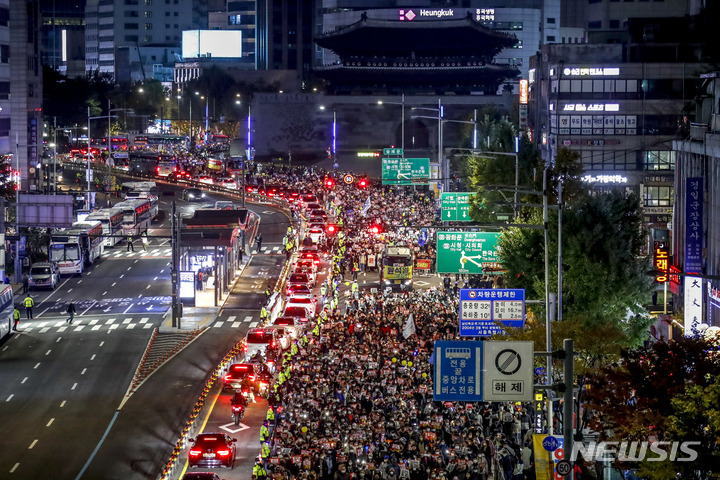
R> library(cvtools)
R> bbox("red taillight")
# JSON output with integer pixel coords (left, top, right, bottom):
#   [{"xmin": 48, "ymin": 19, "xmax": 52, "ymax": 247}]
[
  {"xmin": 246, "ymin": 186, "xmax": 253, "ymax": 193},
  {"xmin": 271, "ymin": 341, "xmax": 276, "ymax": 347},
  {"xmin": 224, "ymin": 374, "xmax": 232, "ymax": 381},
  {"xmin": 232, "ymin": 405, "xmax": 243, "ymax": 411},
  {"xmin": 249, "ymin": 374, "xmax": 256, "ymax": 381},
  {"xmin": 173, "ymin": 166, "xmax": 178, "ymax": 172},
  {"xmin": 189, "ymin": 449, "xmax": 202, "ymax": 456},
  {"xmin": 156, "ymin": 167, "xmax": 160, "ymax": 172},
  {"xmin": 217, "ymin": 449, "xmax": 231, "ymax": 456}
]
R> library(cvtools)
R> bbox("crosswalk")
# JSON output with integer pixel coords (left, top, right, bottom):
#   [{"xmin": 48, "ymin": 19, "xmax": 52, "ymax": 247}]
[
  {"xmin": 16, "ymin": 317, "xmax": 155, "ymax": 334},
  {"xmin": 210, "ymin": 315, "xmax": 258, "ymax": 328},
  {"xmin": 102, "ymin": 245, "xmax": 283, "ymax": 259}
]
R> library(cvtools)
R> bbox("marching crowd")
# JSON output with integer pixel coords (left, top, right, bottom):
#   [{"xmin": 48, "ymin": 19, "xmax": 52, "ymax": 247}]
[{"xmin": 250, "ymin": 170, "xmax": 541, "ymax": 480}]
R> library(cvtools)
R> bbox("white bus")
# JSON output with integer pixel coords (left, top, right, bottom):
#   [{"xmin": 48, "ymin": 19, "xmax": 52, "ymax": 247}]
[
  {"xmin": 50, "ymin": 221, "xmax": 105, "ymax": 275},
  {"xmin": 116, "ymin": 198, "xmax": 153, "ymax": 236},
  {"xmin": 85, "ymin": 208, "xmax": 124, "ymax": 247},
  {"xmin": 0, "ymin": 285, "xmax": 13, "ymax": 340}
]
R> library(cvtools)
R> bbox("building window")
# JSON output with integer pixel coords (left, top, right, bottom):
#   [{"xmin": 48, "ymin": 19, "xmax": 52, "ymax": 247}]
[
  {"xmin": 144, "ymin": 0, "xmax": 152, "ymax": 4},
  {"xmin": 547, "ymin": 36, "xmax": 556, "ymax": 42},
  {"xmin": 124, "ymin": 0, "xmax": 138, "ymax": 4},
  {"xmin": 165, "ymin": 24, "xmax": 170, "ymax": 28},
  {"xmin": 0, "ymin": 45, "xmax": 8, "ymax": 63},
  {"xmin": 588, "ymin": 20, "xmax": 601, "ymax": 29},
  {"xmin": 610, "ymin": 20, "xmax": 620, "ymax": 28},
  {"xmin": 173, "ymin": 12, "xmax": 178, "ymax": 16},
  {"xmin": 145, "ymin": 23, "xmax": 152, "ymax": 30},
  {"xmin": 547, "ymin": 18, "xmax": 556, "ymax": 24},
  {"xmin": 643, "ymin": 151, "xmax": 675, "ymax": 170},
  {"xmin": 125, "ymin": 11, "xmax": 139, "ymax": 17},
  {"xmin": 165, "ymin": 11, "xmax": 170, "ymax": 16},
  {"xmin": 0, "ymin": 7, "xmax": 8, "ymax": 26},
  {"xmin": 229, "ymin": 14, "xmax": 242, "ymax": 25},
  {"xmin": 644, "ymin": 186, "xmax": 672, "ymax": 206},
  {"xmin": 144, "ymin": 11, "xmax": 152, "ymax": 17},
  {"xmin": 125, "ymin": 23, "xmax": 139, "ymax": 29},
  {"xmin": 145, "ymin": 35, "xmax": 152, "ymax": 42},
  {"xmin": 125, "ymin": 35, "xmax": 139, "ymax": 41}
]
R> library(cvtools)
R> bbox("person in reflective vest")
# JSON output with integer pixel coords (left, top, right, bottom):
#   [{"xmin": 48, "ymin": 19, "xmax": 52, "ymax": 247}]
[
  {"xmin": 253, "ymin": 461, "xmax": 267, "ymax": 480},
  {"xmin": 290, "ymin": 342, "xmax": 299, "ymax": 356},
  {"xmin": 23, "ymin": 295, "xmax": 34, "ymax": 319},
  {"xmin": 13, "ymin": 306, "xmax": 20, "ymax": 331},
  {"xmin": 260, "ymin": 306, "xmax": 268, "ymax": 321},
  {"xmin": 266, "ymin": 407, "xmax": 275, "ymax": 422},
  {"xmin": 260, "ymin": 421, "xmax": 270, "ymax": 442},
  {"xmin": 261, "ymin": 441, "xmax": 271, "ymax": 463}
]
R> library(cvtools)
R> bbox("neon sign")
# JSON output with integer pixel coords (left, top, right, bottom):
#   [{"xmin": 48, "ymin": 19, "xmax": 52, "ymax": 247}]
[
  {"xmin": 562, "ymin": 67, "xmax": 620, "ymax": 76},
  {"xmin": 581, "ymin": 174, "xmax": 628, "ymax": 184},
  {"xmin": 562, "ymin": 103, "xmax": 619, "ymax": 112},
  {"xmin": 519, "ymin": 79, "xmax": 528, "ymax": 105},
  {"xmin": 654, "ymin": 241, "xmax": 669, "ymax": 283}
]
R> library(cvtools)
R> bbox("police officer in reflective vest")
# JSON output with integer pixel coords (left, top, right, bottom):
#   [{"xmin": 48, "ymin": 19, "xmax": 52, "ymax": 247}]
[
  {"xmin": 259, "ymin": 421, "xmax": 270, "ymax": 442},
  {"xmin": 266, "ymin": 407, "xmax": 275, "ymax": 423},
  {"xmin": 253, "ymin": 461, "xmax": 267, "ymax": 480},
  {"xmin": 320, "ymin": 283, "xmax": 328, "ymax": 304},
  {"xmin": 260, "ymin": 305, "xmax": 268, "ymax": 322},
  {"xmin": 23, "ymin": 295, "xmax": 34, "ymax": 319},
  {"xmin": 13, "ymin": 305, "xmax": 20, "ymax": 331}
]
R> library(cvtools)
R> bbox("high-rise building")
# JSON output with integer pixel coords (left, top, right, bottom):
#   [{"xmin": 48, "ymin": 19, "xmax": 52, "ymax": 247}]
[
  {"xmin": 84, "ymin": 0, "xmax": 206, "ymax": 81},
  {"xmin": 6, "ymin": 0, "xmax": 43, "ymax": 191},
  {"xmin": 40, "ymin": 0, "xmax": 87, "ymax": 77}
]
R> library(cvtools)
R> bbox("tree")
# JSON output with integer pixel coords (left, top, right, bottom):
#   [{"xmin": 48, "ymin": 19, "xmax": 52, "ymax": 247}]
[{"xmin": 584, "ymin": 336, "xmax": 720, "ymax": 480}]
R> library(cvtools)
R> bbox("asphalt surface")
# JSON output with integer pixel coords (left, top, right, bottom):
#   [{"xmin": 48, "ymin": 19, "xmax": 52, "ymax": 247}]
[{"xmin": 0, "ymin": 177, "xmax": 292, "ymax": 479}]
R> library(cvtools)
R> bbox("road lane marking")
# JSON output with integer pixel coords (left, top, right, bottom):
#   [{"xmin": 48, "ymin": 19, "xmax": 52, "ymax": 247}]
[
  {"xmin": 126, "ymin": 267, "xmax": 131, "ymax": 271},
  {"xmin": 134, "ymin": 259, "xmax": 139, "ymax": 263},
  {"xmin": 54, "ymin": 321, "xmax": 64, "ymax": 327},
  {"xmin": 60, "ymin": 401, "xmax": 66, "ymax": 407},
  {"xmin": 74, "ymin": 326, "xmax": 85, "ymax": 332},
  {"xmin": 68, "ymin": 288, "xmax": 73, "ymax": 292},
  {"xmin": 6, "ymin": 394, "xmax": 13, "ymax": 402},
  {"xmin": 243, "ymin": 316, "xmax": 253, "ymax": 322},
  {"xmin": 227, "ymin": 315, "xmax": 236, "ymax": 322},
  {"xmin": 2, "ymin": 346, "xmax": 8, "ymax": 351},
  {"xmin": 71, "ymin": 383, "xmax": 78, "ymax": 390},
  {"xmin": 45, "ymin": 350, "xmax": 51, "ymax": 356},
  {"xmin": 78, "ymin": 280, "xmax": 83, "ymax": 284},
  {"xmin": 40, "ymin": 328, "xmax": 49, "ymax": 333},
  {"xmin": 10, "ymin": 463, "xmax": 19, "ymax": 473},
  {"xmin": 139, "ymin": 318, "xmax": 149, "ymax": 323},
  {"xmin": 39, "ymin": 308, "xmax": 50, "ymax": 316},
  {"xmin": 143, "ymin": 323, "xmax": 152, "ymax": 329},
  {"xmin": 56, "ymin": 337, "xmax": 62, "ymax": 342},
  {"xmin": 249, "ymin": 321, "xmax": 258, "ymax": 327},
  {"xmin": 105, "ymin": 319, "xmax": 114, "ymax": 324},
  {"xmin": 111, "ymin": 282, "xmax": 117, "ymax": 287},
  {"xmin": 119, "ymin": 274, "xmax": 124, "ymax": 279},
  {"xmin": 92, "ymin": 326, "xmax": 100, "ymax": 331},
  {"xmin": 146, "ymin": 285, "xmax": 151, "ymax": 289},
  {"xmin": 57, "ymin": 326, "xmax": 67, "ymax": 332},
  {"xmin": 232, "ymin": 322, "xmax": 241, "ymax": 327},
  {"xmin": 80, "ymin": 301, "xmax": 97, "ymax": 315},
  {"xmin": 21, "ymin": 377, "xmax": 28, "ymax": 384},
  {"xmin": 123, "ymin": 304, "xmax": 133, "ymax": 314},
  {"xmin": 34, "ymin": 363, "xmax": 40, "ymax": 369},
  {"xmin": 109, "ymin": 324, "xmax": 118, "ymax": 330},
  {"xmin": 81, "ymin": 368, "xmax": 87, "ymax": 375},
  {"xmin": 102, "ymin": 291, "xmax": 107, "ymax": 296},
  {"xmin": 214, "ymin": 321, "xmax": 224, "ymax": 328},
  {"xmin": 46, "ymin": 418, "xmax": 54, "ymax": 427},
  {"xmin": 99, "ymin": 341, "xmax": 104, "ymax": 346},
  {"xmin": 29, "ymin": 440, "xmax": 38, "ymax": 449},
  {"xmin": 153, "ymin": 277, "xmax": 158, "ymax": 281},
  {"xmin": 126, "ymin": 324, "xmax": 135, "ymax": 329},
  {"xmin": 90, "ymin": 354, "xmax": 96, "ymax": 360},
  {"xmin": 89, "ymin": 320, "xmax": 98, "ymax": 325},
  {"xmin": 74, "ymin": 411, "xmax": 119, "ymax": 480},
  {"xmin": 122, "ymin": 318, "xmax": 132, "ymax": 324}
]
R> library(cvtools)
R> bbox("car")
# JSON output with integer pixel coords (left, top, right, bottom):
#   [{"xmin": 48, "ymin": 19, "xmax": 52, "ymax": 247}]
[
  {"xmin": 244, "ymin": 328, "xmax": 280, "ymax": 360},
  {"xmin": 272, "ymin": 316, "xmax": 305, "ymax": 338},
  {"xmin": 182, "ymin": 473, "xmax": 222, "ymax": 480},
  {"xmin": 285, "ymin": 296, "xmax": 317, "ymax": 318},
  {"xmin": 214, "ymin": 201, "xmax": 237, "ymax": 210},
  {"xmin": 280, "ymin": 307, "xmax": 311, "ymax": 332},
  {"xmin": 304, "ymin": 202, "xmax": 322, "ymax": 213},
  {"xmin": 291, "ymin": 264, "xmax": 317, "ymax": 285},
  {"xmin": 217, "ymin": 178, "xmax": 238, "ymax": 189},
  {"xmin": 310, "ymin": 209, "xmax": 328, "ymax": 221},
  {"xmin": 293, "ymin": 258, "xmax": 318, "ymax": 273},
  {"xmin": 222, "ymin": 363, "xmax": 257, "ymax": 390},
  {"xmin": 299, "ymin": 251, "xmax": 321, "ymax": 266},
  {"xmin": 182, "ymin": 188, "xmax": 205, "ymax": 201},
  {"xmin": 172, "ymin": 170, "xmax": 192, "ymax": 182},
  {"xmin": 263, "ymin": 325, "xmax": 291, "ymax": 349},
  {"xmin": 188, "ymin": 433, "xmax": 237, "ymax": 469},
  {"xmin": 288, "ymin": 272, "xmax": 314, "ymax": 288},
  {"xmin": 308, "ymin": 221, "xmax": 325, "ymax": 231},
  {"xmin": 307, "ymin": 227, "xmax": 325, "ymax": 244},
  {"xmin": 286, "ymin": 282, "xmax": 312, "ymax": 297},
  {"xmin": 196, "ymin": 175, "xmax": 214, "ymax": 185},
  {"xmin": 28, "ymin": 262, "xmax": 60, "ymax": 290}
]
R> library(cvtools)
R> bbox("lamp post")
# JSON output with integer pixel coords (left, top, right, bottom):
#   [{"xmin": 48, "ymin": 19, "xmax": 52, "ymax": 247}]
[
  {"xmin": 332, "ymin": 108, "xmax": 337, "ymax": 166},
  {"xmin": 87, "ymin": 108, "xmax": 119, "ymax": 210},
  {"xmin": 377, "ymin": 93, "xmax": 405, "ymax": 151},
  {"xmin": 411, "ymin": 100, "xmax": 446, "ymax": 192},
  {"xmin": 195, "ymin": 91, "xmax": 209, "ymax": 141}
]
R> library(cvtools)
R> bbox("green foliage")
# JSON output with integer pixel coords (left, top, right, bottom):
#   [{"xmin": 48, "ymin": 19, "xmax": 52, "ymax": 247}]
[{"xmin": 585, "ymin": 336, "xmax": 720, "ymax": 480}]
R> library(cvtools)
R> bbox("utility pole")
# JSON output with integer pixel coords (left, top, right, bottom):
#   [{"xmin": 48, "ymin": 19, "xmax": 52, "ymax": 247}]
[
  {"xmin": 563, "ymin": 338, "xmax": 575, "ymax": 480},
  {"xmin": 171, "ymin": 201, "xmax": 180, "ymax": 328},
  {"xmin": 543, "ymin": 167, "xmax": 554, "ymax": 434},
  {"xmin": 53, "ymin": 117, "xmax": 58, "ymax": 193},
  {"xmin": 87, "ymin": 106, "xmax": 92, "ymax": 210}
]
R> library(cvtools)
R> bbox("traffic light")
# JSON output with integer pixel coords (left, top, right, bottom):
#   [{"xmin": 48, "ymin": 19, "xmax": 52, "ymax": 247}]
[
  {"xmin": 357, "ymin": 178, "xmax": 368, "ymax": 189},
  {"xmin": 324, "ymin": 177, "xmax": 335, "ymax": 189},
  {"xmin": 369, "ymin": 224, "xmax": 382, "ymax": 235},
  {"xmin": 326, "ymin": 224, "xmax": 339, "ymax": 236}
]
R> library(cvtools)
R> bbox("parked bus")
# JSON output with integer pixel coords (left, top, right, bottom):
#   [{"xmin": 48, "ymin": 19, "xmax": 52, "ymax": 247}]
[
  {"xmin": 226, "ymin": 157, "xmax": 245, "ymax": 176},
  {"xmin": 379, "ymin": 246, "xmax": 414, "ymax": 292},
  {"xmin": 115, "ymin": 198, "xmax": 153, "ymax": 236},
  {"xmin": 91, "ymin": 136, "xmax": 129, "ymax": 152},
  {"xmin": 131, "ymin": 134, "xmax": 185, "ymax": 150},
  {"xmin": 155, "ymin": 159, "xmax": 178, "ymax": 178},
  {"xmin": 85, "ymin": 207, "xmax": 124, "ymax": 247},
  {"xmin": 50, "ymin": 221, "xmax": 105, "ymax": 275},
  {"xmin": 128, "ymin": 152, "xmax": 174, "ymax": 176},
  {"xmin": 0, "ymin": 285, "xmax": 13, "ymax": 340}
]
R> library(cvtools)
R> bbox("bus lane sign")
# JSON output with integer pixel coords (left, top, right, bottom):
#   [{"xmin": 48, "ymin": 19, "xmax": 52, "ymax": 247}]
[{"xmin": 433, "ymin": 340, "xmax": 483, "ymax": 402}]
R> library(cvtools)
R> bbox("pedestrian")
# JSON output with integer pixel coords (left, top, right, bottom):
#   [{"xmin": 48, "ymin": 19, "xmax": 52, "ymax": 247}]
[
  {"xmin": 23, "ymin": 294, "xmax": 34, "ymax": 319},
  {"xmin": 256, "ymin": 232, "xmax": 263, "ymax": 252},
  {"xmin": 66, "ymin": 301, "xmax": 76, "ymax": 324},
  {"xmin": 239, "ymin": 246, "xmax": 244, "ymax": 263},
  {"xmin": 127, "ymin": 234, "xmax": 134, "ymax": 252},
  {"xmin": 13, "ymin": 305, "xmax": 20, "ymax": 331},
  {"xmin": 22, "ymin": 274, "xmax": 29, "ymax": 294},
  {"xmin": 141, "ymin": 231, "xmax": 148, "ymax": 252}
]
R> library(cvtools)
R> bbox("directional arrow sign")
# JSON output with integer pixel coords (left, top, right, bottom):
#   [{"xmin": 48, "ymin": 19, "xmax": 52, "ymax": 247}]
[
  {"xmin": 441, "ymin": 192, "xmax": 473, "ymax": 222},
  {"xmin": 436, "ymin": 231, "xmax": 503, "ymax": 274},
  {"xmin": 382, "ymin": 158, "xmax": 430, "ymax": 185}
]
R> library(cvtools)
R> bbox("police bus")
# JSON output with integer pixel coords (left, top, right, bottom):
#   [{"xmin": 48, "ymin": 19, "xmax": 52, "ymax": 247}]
[
  {"xmin": 115, "ymin": 198, "xmax": 153, "ymax": 236},
  {"xmin": 0, "ymin": 285, "xmax": 14, "ymax": 340},
  {"xmin": 85, "ymin": 207, "xmax": 125, "ymax": 247},
  {"xmin": 50, "ymin": 221, "xmax": 105, "ymax": 275}
]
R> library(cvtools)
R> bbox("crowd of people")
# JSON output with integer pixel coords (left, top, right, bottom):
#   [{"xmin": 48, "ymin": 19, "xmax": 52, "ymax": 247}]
[{"xmin": 251, "ymin": 170, "xmax": 543, "ymax": 480}]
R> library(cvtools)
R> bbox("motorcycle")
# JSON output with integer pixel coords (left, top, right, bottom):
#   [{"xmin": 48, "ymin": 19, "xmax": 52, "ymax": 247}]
[{"xmin": 231, "ymin": 403, "xmax": 245, "ymax": 425}]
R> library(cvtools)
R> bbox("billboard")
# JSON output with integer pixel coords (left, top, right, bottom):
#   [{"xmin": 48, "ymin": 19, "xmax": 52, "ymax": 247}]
[{"xmin": 182, "ymin": 30, "xmax": 242, "ymax": 59}]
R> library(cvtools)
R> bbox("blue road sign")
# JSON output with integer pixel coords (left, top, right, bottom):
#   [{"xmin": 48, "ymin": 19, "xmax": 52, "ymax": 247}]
[
  {"xmin": 433, "ymin": 340, "xmax": 484, "ymax": 402},
  {"xmin": 543, "ymin": 436, "xmax": 560, "ymax": 452},
  {"xmin": 458, "ymin": 289, "xmax": 525, "ymax": 337}
]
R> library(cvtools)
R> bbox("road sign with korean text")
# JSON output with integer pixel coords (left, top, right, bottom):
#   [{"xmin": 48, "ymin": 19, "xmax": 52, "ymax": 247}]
[
  {"xmin": 458, "ymin": 288, "xmax": 525, "ymax": 336},
  {"xmin": 433, "ymin": 340, "xmax": 484, "ymax": 402},
  {"xmin": 483, "ymin": 341, "xmax": 534, "ymax": 402},
  {"xmin": 441, "ymin": 192, "xmax": 473, "ymax": 222},
  {"xmin": 383, "ymin": 147, "xmax": 403, "ymax": 156},
  {"xmin": 436, "ymin": 232, "xmax": 502, "ymax": 274},
  {"xmin": 382, "ymin": 157, "xmax": 430, "ymax": 185}
]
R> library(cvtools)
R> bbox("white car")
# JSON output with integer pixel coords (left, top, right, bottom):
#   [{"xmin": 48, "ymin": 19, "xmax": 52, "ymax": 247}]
[
  {"xmin": 196, "ymin": 175, "xmax": 214, "ymax": 185},
  {"xmin": 307, "ymin": 227, "xmax": 325, "ymax": 244},
  {"xmin": 291, "ymin": 264, "xmax": 317, "ymax": 285},
  {"xmin": 285, "ymin": 295, "xmax": 317, "ymax": 319},
  {"xmin": 218, "ymin": 178, "xmax": 238, "ymax": 189}
]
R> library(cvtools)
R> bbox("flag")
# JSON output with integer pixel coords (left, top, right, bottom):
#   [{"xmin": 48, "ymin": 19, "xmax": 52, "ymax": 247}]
[
  {"xmin": 403, "ymin": 313, "xmax": 416, "ymax": 339},
  {"xmin": 361, "ymin": 196, "xmax": 372, "ymax": 216}
]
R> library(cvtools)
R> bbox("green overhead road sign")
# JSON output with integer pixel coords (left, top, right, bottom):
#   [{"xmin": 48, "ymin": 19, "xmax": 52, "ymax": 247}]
[
  {"xmin": 436, "ymin": 231, "xmax": 503, "ymax": 274},
  {"xmin": 441, "ymin": 192, "xmax": 473, "ymax": 222},
  {"xmin": 382, "ymin": 157, "xmax": 430, "ymax": 185},
  {"xmin": 383, "ymin": 148, "xmax": 403, "ymax": 156}
]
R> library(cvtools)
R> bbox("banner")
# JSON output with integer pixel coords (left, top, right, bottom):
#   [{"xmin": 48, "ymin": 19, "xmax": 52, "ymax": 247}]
[
  {"xmin": 414, "ymin": 258, "xmax": 432, "ymax": 271},
  {"xmin": 684, "ymin": 177, "xmax": 704, "ymax": 335},
  {"xmin": 361, "ymin": 196, "xmax": 372, "ymax": 216},
  {"xmin": 403, "ymin": 314, "xmax": 416, "ymax": 339}
]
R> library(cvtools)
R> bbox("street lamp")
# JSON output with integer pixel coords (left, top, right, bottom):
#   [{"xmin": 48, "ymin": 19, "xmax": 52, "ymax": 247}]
[
  {"xmin": 411, "ymin": 100, "xmax": 445, "ymax": 192},
  {"xmin": 195, "ymin": 91, "xmax": 209, "ymax": 140},
  {"xmin": 377, "ymin": 94, "xmax": 405, "ymax": 151}
]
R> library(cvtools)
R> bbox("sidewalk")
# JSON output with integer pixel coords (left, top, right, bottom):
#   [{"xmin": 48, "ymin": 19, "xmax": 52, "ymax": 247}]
[{"xmin": 160, "ymin": 254, "xmax": 253, "ymax": 332}]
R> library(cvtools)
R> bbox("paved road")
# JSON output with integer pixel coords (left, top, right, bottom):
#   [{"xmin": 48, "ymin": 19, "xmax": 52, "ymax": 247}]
[{"xmin": 0, "ymin": 179, "xmax": 292, "ymax": 479}]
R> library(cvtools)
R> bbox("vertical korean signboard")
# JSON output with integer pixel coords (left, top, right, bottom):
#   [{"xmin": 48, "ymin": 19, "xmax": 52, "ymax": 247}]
[
  {"xmin": 684, "ymin": 178, "xmax": 703, "ymax": 335},
  {"xmin": 433, "ymin": 340, "xmax": 483, "ymax": 402},
  {"xmin": 653, "ymin": 241, "xmax": 669, "ymax": 283},
  {"xmin": 519, "ymin": 79, "xmax": 529, "ymax": 130}
]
